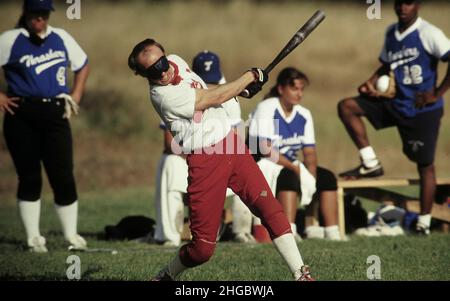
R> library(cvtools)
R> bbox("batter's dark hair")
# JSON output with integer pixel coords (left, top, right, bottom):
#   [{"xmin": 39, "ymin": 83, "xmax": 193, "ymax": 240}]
[
  {"xmin": 266, "ymin": 67, "xmax": 309, "ymax": 98},
  {"xmin": 128, "ymin": 38, "xmax": 165, "ymax": 77}
]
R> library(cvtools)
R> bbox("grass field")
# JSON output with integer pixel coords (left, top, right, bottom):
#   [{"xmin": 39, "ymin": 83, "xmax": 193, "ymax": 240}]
[
  {"xmin": 0, "ymin": 187, "xmax": 449, "ymax": 281},
  {"xmin": 0, "ymin": 1, "xmax": 450, "ymax": 281}
]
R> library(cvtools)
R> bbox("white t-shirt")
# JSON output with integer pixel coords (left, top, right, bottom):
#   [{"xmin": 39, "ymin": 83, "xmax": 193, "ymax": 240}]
[
  {"xmin": 248, "ymin": 97, "xmax": 315, "ymax": 162},
  {"xmin": 150, "ymin": 54, "xmax": 232, "ymax": 152}
]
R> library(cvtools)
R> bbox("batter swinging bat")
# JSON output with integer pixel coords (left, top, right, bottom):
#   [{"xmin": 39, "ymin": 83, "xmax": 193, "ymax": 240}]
[{"xmin": 241, "ymin": 10, "xmax": 326, "ymax": 97}]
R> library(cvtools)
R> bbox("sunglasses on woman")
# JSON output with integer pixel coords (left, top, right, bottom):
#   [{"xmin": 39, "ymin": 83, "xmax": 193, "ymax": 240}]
[{"xmin": 142, "ymin": 56, "xmax": 170, "ymax": 80}]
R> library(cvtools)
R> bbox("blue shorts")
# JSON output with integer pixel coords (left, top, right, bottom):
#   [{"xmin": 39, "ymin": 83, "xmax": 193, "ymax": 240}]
[{"xmin": 355, "ymin": 96, "xmax": 443, "ymax": 165}]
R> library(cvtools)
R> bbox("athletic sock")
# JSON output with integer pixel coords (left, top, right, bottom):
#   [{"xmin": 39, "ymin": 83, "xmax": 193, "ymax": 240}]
[
  {"xmin": 324, "ymin": 225, "xmax": 341, "ymax": 240},
  {"xmin": 272, "ymin": 233, "xmax": 305, "ymax": 280},
  {"xmin": 290, "ymin": 223, "xmax": 298, "ymax": 235},
  {"xmin": 359, "ymin": 146, "xmax": 379, "ymax": 168},
  {"xmin": 167, "ymin": 254, "xmax": 188, "ymax": 279},
  {"xmin": 18, "ymin": 199, "xmax": 42, "ymax": 241},
  {"xmin": 417, "ymin": 214, "xmax": 431, "ymax": 228},
  {"xmin": 55, "ymin": 201, "xmax": 78, "ymax": 240}
]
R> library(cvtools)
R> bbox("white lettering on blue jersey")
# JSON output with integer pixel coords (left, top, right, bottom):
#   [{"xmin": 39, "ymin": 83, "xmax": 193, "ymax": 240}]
[
  {"xmin": 379, "ymin": 18, "xmax": 450, "ymax": 117},
  {"xmin": 0, "ymin": 26, "xmax": 88, "ymax": 98}
]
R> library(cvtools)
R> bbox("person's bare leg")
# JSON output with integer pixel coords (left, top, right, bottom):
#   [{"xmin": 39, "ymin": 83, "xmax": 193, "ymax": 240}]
[
  {"xmin": 278, "ymin": 191, "xmax": 301, "ymax": 240},
  {"xmin": 320, "ymin": 190, "xmax": 341, "ymax": 240},
  {"xmin": 337, "ymin": 97, "xmax": 370, "ymax": 149},
  {"xmin": 416, "ymin": 163, "xmax": 435, "ymax": 234},
  {"xmin": 278, "ymin": 191, "xmax": 298, "ymax": 223},
  {"xmin": 337, "ymin": 98, "xmax": 382, "ymax": 175},
  {"xmin": 320, "ymin": 191, "xmax": 338, "ymax": 226}
]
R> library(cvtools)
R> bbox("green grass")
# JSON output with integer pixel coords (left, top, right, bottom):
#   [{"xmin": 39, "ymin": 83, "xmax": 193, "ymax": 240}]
[{"xmin": 1, "ymin": 187, "xmax": 449, "ymax": 281}]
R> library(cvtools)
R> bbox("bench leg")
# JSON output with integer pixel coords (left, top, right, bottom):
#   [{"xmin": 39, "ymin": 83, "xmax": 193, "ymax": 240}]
[{"xmin": 337, "ymin": 187, "xmax": 346, "ymax": 239}]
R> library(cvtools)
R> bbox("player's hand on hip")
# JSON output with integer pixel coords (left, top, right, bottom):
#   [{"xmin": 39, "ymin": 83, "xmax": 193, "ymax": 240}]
[
  {"xmin": 415, "ymin": 89, "xmax": 437, "ymax": 109},
  {"xmin": 240, "ymin": 68, "xmax": 268, "ymax": 99},
  {"xmin": 0, "ymin": 93, "xmax": 20, "ymax": 115}
]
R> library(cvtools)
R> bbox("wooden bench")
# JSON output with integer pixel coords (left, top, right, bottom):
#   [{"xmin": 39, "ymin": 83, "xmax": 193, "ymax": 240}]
[{"xmin": 336, "ymin": 178, "xmax": 450, "ymax": 239}]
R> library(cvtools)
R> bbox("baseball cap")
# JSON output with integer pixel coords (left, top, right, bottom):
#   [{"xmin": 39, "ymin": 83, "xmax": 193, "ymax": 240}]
[
  {"xmin": 24, "ymin": 0, "xmax": 55, "ymax": 11},
  {"xmin": 192, "ymin": 50, "xmax": 222, "ymax": 84}
]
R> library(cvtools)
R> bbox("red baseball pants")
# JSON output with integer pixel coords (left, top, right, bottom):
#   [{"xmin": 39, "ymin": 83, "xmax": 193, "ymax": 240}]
[{"xmin": 179, "ymin": 131, "xmax": 291, "ymax": 267}]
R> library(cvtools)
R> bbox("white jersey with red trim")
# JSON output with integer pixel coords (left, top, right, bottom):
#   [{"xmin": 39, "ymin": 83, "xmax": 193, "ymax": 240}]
[{"xmin": 150, "ymin": 54, "xmax": 231, "ymax": 152}]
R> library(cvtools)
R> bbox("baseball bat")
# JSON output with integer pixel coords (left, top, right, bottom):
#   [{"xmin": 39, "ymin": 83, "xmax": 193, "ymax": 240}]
[{"xmin": 241, "ymin": 10, "xmax": 326, "ymax": 97}]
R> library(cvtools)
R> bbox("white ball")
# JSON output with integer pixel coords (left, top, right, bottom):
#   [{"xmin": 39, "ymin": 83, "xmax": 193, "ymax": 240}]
[{"xmin": 376, "ymin": 75, "xmax": 390, "ymax": 93}]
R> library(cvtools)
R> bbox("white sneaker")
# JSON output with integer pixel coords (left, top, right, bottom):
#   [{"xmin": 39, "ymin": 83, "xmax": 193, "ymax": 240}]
[
  {"xmin": 324, "ymin": 226, "xmax": 343, "ymax": 241},
  {"xmin": 355, "ymin": 225, "xmax": 404, "ymax": 237},
  {"xmin": 28, "ymin": 236, "xmax": 48, "ymax": 253},
  {"xmin": 233, "ymin": 233, "xmax": 257, "ymax": 244},
  {"xmin": 305, "ymin": 226, "xmax": 325, "ymax": 239},
  {"xmin": 162, "ymin": 240, "xmax": 179, "ymax": 247},
  {"xmin": 67, "ymin": 234, "xmax": 87, "ymax": 250}
]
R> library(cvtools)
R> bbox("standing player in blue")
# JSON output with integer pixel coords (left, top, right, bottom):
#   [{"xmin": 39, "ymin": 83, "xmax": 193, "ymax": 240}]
[
  {"xmin": 338, "ymin": 0, "xmax": 450, "ymax": 235},
  {"xmin": 0, "ymin": 0, "xmax": 89, "ymax": 252}
]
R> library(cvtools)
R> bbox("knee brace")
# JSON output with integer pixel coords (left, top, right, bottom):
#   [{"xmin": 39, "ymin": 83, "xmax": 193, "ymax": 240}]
[{"xmin": 179, "ymin": 239, "xmax": 216, "ymax": 267}]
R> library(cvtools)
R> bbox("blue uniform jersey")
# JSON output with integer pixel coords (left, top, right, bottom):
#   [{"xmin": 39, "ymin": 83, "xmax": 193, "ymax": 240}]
[
  {"xmin": 379, "ymin": 18, "xmax": 450, "ymax": 117},
  {"xmin": 249, "ymin": 97, "xmax": 316, "ymax": 162},
  {"xmin": 0, "ymin": 26, "xmax": 88, "ymax": 98}
]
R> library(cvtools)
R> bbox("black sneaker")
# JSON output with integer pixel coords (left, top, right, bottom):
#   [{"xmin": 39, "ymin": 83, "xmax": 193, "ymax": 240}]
[{"xmin": 339, "ymin": 163, "xmax": 384, "ymax": 179}]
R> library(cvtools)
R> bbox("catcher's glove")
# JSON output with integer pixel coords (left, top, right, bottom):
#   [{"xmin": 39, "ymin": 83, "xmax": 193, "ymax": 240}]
[{"xmin": 375, "ymin": 71, "xmax": 396, "ymax": 99}]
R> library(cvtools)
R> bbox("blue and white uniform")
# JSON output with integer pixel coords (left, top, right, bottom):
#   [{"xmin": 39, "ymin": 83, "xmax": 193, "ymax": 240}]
[
  {"xmin": 379, "ymin": 17, "xmax": 450, "ymax": 117},
  {"xmin": 1, "ymin": 17, "xmax": 89, "ymax": 252},
  {"xmin": 249, "ymin": 97, "xmax": 315, "ymax": 162},
  {"xmin": 0, "ymin": 25, "xmax": 88, "ymax": 97},
  {"xmin": 248, "ymin": 97, "xmax": 316, "ymax": 196},
  {"xmin": 356, "ymin": 17, "xmax": 449, "ymax": 165}
]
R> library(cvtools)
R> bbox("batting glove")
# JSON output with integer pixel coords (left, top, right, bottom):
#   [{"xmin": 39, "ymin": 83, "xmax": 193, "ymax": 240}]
[
  {"xmin": 250, "ymin": 67, "xmax": 268, "ymax": 85},
  {"xmin": 239, "ymin": 68, "xmax": 268, "ymax": 99},
  {"xmin": 57, "ymin": 93, "xmax": 79, "ymax": 119}
]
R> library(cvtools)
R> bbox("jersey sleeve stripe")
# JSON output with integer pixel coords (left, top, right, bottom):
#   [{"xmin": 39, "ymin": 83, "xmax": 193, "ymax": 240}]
[{"xmin": 73, "ymin": 57, "xmax": 88, "ymax": 72}]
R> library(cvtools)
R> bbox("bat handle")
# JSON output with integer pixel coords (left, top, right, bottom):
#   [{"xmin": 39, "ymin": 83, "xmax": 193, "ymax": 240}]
[{"xmin": 240, "ymin": 89, "xmax": 250, "ymax": 98}]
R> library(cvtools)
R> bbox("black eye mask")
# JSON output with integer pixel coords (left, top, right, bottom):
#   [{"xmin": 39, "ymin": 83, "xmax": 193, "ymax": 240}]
[{"xmin": 142, "ymin": 56, "xmax": 170, "ymax": 80}]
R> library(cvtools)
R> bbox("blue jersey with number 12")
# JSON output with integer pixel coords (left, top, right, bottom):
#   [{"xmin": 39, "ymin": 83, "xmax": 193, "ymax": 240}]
[{"xmin": 379, "ymin": 17, "xmax": 450, "ymax": 117}]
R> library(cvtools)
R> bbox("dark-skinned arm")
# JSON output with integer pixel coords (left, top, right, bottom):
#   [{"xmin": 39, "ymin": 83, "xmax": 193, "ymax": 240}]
[
  {"xmin": 302, "ymin": 146, "xmax": 317, "ymax": 179},
  {"xmin": 416, "ymin": 61, "xmax": 450, "ymax": 108}
]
